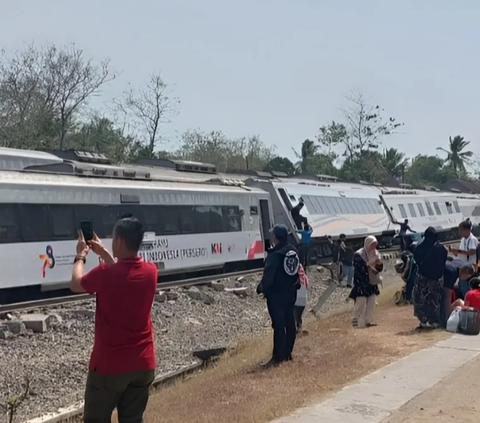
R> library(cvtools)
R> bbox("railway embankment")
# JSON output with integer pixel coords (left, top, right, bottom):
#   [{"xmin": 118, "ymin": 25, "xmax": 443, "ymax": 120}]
[{"xmin": 2, "ymin": 256, "xmax": 407, "ymax": 423}]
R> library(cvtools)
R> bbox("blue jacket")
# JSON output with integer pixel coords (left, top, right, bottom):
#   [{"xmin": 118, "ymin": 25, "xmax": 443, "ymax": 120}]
[
  {"xmin": 257, "ymin": 242, "xmax": 300, "ymax": 298},
  {"xmin": 297, "ymin": 229, "xmax": 313, "ymax": 244}
]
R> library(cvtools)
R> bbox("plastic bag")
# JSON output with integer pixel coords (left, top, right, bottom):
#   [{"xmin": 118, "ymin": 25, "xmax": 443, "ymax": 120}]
[{"xmin": 447, "ymin": 307, "xmax": 461, "ymax": 333}]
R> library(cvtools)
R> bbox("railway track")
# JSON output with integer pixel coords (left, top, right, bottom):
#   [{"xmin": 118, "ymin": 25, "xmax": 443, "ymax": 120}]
[{"xmin": 0, "ymin": 269, "xmax": 262, "ymax": 314}]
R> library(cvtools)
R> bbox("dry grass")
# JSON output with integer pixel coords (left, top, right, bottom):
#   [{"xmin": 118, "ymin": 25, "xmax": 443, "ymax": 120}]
[{"xmin": 109, "ymin": 283, "xmax": 449, "ymax": 423}]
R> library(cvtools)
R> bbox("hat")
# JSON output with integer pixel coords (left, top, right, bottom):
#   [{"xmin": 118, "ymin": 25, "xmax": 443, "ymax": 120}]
[{"xmin": 269, "ymin": 224, "xmax": 288, "ymax": 241}]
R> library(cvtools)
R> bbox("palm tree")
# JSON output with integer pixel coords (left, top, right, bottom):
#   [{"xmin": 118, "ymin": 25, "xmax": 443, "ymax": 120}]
[
  {"xmin": 437, "ymin": 135, "xmax": 473, "ymax": 174},
  {"xmin": 381, "ymin": 148, "xmax": 408, "ymax": 178}
]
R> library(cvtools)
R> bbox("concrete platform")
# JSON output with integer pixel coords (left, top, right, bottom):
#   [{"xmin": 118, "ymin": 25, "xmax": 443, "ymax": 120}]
[{"xmin": 273, "ymin": 334, "xmax": 480, "ymax": 423}]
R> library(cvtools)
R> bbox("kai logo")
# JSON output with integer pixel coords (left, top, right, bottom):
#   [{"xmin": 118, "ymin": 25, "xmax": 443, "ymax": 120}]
[
  {"xmin": 211, "ymin": 243, "xmax": 222, "ymax": 254},
  {"xmin": 39, "ymin": 245, "xmax": 55, "ymax": 278}
]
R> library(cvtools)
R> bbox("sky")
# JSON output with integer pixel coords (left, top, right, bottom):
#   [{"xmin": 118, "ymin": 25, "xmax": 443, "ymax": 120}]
[{"xmin": 1, "ymin": 0, "xmax": 479, "ymax": 162}]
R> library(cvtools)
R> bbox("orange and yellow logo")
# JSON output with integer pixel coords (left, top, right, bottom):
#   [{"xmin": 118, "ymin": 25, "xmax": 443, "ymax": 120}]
[{"xmin": 39, "ymin": 245, "xmax": 55, "ymax": 278}]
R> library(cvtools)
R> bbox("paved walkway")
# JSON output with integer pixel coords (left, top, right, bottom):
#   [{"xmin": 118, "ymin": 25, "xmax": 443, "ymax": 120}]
[{"xmin": 274, "ymin": 334, "xmax": 480, "ymax": 422}]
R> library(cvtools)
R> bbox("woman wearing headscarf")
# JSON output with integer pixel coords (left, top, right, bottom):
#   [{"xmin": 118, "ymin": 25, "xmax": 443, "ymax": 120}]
[
  {"xmin": 349, "ymin": 235, "xmax": 383, "ymax": 328},
  {"xmin": 413, "ymin": 227, "xmax": 448, "ymax": 329}
]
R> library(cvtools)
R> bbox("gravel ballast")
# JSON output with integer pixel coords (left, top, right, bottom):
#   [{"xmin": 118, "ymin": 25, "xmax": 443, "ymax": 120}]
[{"xmin": 0, "ymin": 264, "xmax": 401, "ymax": 422}]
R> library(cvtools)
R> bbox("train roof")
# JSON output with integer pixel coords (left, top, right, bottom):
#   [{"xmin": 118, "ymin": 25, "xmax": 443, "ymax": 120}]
[
  {"xmin": 0, "ymin": 147, "xmax": 477, "ymax": 198},
  {"xmin": 0, "ymin": 169, "xmax": 268, "ymax": 195}
]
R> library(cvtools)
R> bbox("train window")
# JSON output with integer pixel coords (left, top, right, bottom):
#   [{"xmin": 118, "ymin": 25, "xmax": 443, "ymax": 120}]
[
  {"xmin": 250, "ymin": 206, "xmax": 258, "ymax": 216},
  {"xmin": 350, "ymin": 199, "xmax": 362, "ymax": 214},
  {"xmin": 407, "ymin": 203, "xmax": 417, "ymax": 218},
  {"xmin": 433, "ymin": 202, "xmax": 442, "ymax": 215},
  {"xmin": 453, "ymin": 201, "xmax": 461, "ymax": 213},
  {"xmin": 425, "ymin": 201, "xmax": 434, "ymax": 216},
  {"xmin": 209, "ymin": 206, "xmax": 224, "ymax": 232},
  {"xmin": 224, "ymin": 206, "xmax": 241, "ymax": 232},
  {"xmin": 50, "ymin": 205, "xmax": 75, "ymax": 239},
  {"xmin": 303, "ymin": 196, "xmax": 315, "ymax": 214},
  {"xmin": 355, "ymin": 199, "xmax": 367, "ymax": 214},
  {"xmin": 446, "ymin": 202, "xmax": 453, "ymax": 214},
  {"xmin": 314, "ymin": 196, "xmax": 326, "ymax": 214},
  {"xmin": 19, "ymin": 204, "xmax": 50, "ymax": 241},
  {"xmin": 398, "ymin": 204, "xmax": 407, "ymax": 219},
  {"xmin": 157, "ymin": 207, "xmax": 180, "ymax": 234},
  {"xmin": 337, "ymin": 197, "xmax": 348, "ymax": 214},
  {"xmin": 192, "ymin": 206, "xmax": 220, "ymax": 234},
  {"xmin": 141, "ymin": 206, "xmax": 160, "ymax": 233},
  {"xmin": 0, "ymin": 204, "xmax": 20, "ymax": 242},
  {"xmin": 323, "ymin": 197, "xmax": 335, "ymax": 214},
  {"xmin": 416, "ymin": 203, "xmax": 426, "ymax": 217},
  {"xmin": 331, "ymin": 197, "xmax": 343, "ymax": 214},
  {"xmin": 179, "ymin": 207, "xmax": 195, "ymax": 234},
  {"xmin": 98, "ymin": 205, "xmax": 122, "ymax": 237}
]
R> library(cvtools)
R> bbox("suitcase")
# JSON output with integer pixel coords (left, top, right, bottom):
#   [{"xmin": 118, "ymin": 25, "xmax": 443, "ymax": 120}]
[{"xmin": 458, "ymin": 308, "xmax": 480, "ymax": 335}]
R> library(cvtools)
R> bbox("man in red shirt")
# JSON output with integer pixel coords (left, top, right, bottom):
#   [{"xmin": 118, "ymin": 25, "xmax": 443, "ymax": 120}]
[{"xmin": 69, "ymin": 217, "xmax": 158, "ymax": 423}]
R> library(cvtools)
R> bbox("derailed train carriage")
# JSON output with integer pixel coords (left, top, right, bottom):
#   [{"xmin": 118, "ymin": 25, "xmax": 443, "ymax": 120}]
[{"xmin": 0, "ymin": 148, "xmax": 274, "ymax": 304}]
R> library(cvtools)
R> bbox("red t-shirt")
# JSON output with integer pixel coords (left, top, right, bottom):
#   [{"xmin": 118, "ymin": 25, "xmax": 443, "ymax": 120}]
[
  {"xmin": 81, "ymin": 257, "xmax": 158, "ymax": 375},
  {"xmin": 465, "ymin": 289, "xmax": 480, "ymax": 311}
]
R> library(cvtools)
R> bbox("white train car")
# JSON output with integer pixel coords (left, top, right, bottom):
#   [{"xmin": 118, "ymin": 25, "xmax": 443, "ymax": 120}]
[
  {"xmin": 245, "ymin": 177, "xmax": 397, "ymax": 261},
  {"xmin": 0, "ymin": 149, "xmax": 273, "ymax": 304},
  {"xmin": 379, "ymin": 188, "xmax": 465, "ymax": 242}
]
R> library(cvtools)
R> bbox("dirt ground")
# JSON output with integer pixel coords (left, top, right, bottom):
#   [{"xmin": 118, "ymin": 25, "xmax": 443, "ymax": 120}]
[
  {"xmin": 110, "ymin": 283, "xmax": 449, "ymax": 423},
  {"xmin": 382, "ymin": 354, "xmax": 480, "ymax": 422}
]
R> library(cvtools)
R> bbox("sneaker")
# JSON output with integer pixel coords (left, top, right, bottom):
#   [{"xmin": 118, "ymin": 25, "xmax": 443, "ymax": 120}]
[{"xmin": 365, "ymin": 323, "xmax": 377, "ymax": 327}]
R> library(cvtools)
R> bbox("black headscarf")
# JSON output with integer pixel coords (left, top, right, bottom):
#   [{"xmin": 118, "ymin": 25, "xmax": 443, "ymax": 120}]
[{"xmin": 414, "ymin": 227, "xmax": 447, "ymax": 280}]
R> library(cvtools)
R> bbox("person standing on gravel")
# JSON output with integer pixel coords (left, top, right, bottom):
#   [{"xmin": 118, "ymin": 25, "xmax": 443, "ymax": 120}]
[
  {"xmin": 257, "ymin": 224, "xmax": 300, "ymax": 366},
  {"xmin": 69, "ymin": 217, "xmax": 158, "ymax": 423}
]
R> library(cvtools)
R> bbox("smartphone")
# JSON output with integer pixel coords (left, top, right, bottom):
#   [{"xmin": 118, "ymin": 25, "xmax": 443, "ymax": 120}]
[{"xmin": 80, "ymin": 221, "xmax": 94, "ymax": 242}]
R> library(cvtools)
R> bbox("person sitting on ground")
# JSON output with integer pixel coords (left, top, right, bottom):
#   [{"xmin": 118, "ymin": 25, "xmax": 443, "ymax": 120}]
[
  {"xmin": 290, "ymin": 197, "xmax": 305, "ymax": 230},
  {"xmin": 338, "ymin": 233, "xmax": 355, "ymax": 289},
  {"xmin": 451, "ymin": 277, "xmax": 480, "ymax": 312},
  {"xmin": 413, "ymin": 227, "xmax": 448, "ymax": 329},
  {"xmin": 449, "ymin": 220, "xmax": 479, "ymax": 265},
  {"xmin": 69, "ymin": 218, "xmax": 158, "ymax": 423},
  {"xmin": 349, "ymin": 236, "xmax": 383, "ymax": 328},
  {"xmin": 443, "ymin": 261, "xmax": 475, "ymax": 326}
]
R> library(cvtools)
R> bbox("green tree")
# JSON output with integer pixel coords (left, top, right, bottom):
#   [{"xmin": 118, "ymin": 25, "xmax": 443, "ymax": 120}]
[
  {"xmin": 316, "ymin": 121, "xmax": 347, "ymax": 161},
  {"xmin": 437, "ymin": 135, "xmax": 473, "ymax": 174},
  {"xmin": 381, "ymin": 148, "xmax": 408, "ymax": 178},
  {"xmin": 339, "ymin": 150, "xmax": 391, "ymax": 184},
  {"xmin": 405, "ymin": 155, "xmax": 455, "ymax": 188},
  {"xmin": 264, "ymin": 156, "xmax": 296, "ymax": 176},
  {"xmin": 68, "ymin": 115, "xmax": 138, "ymax": 163},
  {"xmin": 0, "ymin": 43, "xmax": 115, "ymax": 150}
]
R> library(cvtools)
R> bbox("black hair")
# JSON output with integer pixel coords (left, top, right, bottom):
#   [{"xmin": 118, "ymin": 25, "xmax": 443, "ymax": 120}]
[
  {"xmin": 113, "ymin": 218, "xmax": 145, "ymax": 252},
  {"xmin": 459, "ymin": 220, "xmax": 473, "ymax": 231},
  {"xmin": 470, "ymin": 277, "xmax": 480, "ymax": 290},
  {"xmin": 340, "ymin": 233, "xmax": 346, "ymax": 239},
  {"xmin": 460, "ymin": 264, "xmax": 475, "ymax": 278}
]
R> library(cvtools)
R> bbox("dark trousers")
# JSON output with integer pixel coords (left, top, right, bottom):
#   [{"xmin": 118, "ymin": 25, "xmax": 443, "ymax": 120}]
[
  {"xmin": 267, "ymin": 295, "xmax": 297, "ymax": 362},
  {"xmin": 83, "ymin": 369, "xmax": 155, "ymax": 423},
  {"xmin": 294, "ymin": 305, "xmax": 305, "ymax": 332},
  {"xmin": 400, "ymin": 236, "xmax": 406, "ymax": 251},
  {"xmin": 300, "ymin": 244, "xmax": 309, "ymax": 268}
]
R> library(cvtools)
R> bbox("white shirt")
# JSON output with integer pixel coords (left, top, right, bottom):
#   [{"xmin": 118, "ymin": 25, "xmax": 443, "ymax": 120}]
[{"xmin": 458, "ymin": 234, "xmax": 479, "ymax": 263}]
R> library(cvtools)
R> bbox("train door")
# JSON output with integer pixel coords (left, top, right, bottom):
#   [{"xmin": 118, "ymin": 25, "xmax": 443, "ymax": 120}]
[{"xmin": 259, "ymin": 199, "xmax": 272, "ymax": 251}]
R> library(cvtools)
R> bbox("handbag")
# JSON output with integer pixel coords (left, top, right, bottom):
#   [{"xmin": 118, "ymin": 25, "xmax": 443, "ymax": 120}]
[{"xmin": 368, "ymin": 266, "xmax": 383, "ymax": 286}]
